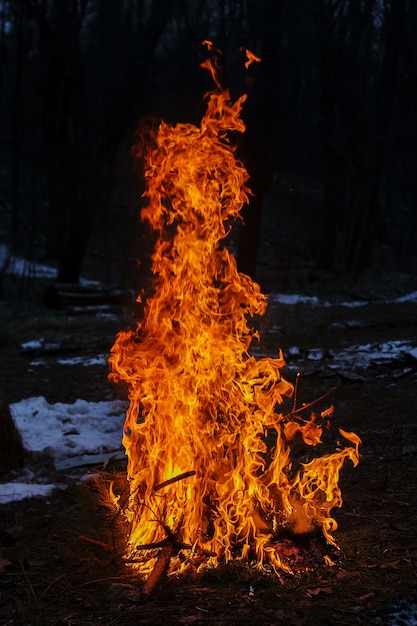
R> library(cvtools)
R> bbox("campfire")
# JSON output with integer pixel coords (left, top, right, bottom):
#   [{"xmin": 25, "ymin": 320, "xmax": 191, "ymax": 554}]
[{"xmin": 108, "ymin": 41, "xmax": 360, "ymax": 586}]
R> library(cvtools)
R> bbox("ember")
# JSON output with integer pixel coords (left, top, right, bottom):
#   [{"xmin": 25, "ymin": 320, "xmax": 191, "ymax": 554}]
[{"xmin": 109, "ymin": 41, "xmax": 360, "ymax": 581}]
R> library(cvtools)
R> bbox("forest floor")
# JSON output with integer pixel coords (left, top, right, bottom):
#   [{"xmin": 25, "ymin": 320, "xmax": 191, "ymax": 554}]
[{"xmin": 0, "ymin": 269, "xmax": 416, "ymax": 625}]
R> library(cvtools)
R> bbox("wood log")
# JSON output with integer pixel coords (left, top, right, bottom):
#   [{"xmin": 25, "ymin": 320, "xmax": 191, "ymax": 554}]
[
  {"xmin": 143, "ymin": 543, "xmax": 177, "ymax": 596},
  {"xmin": 44, "ymin": 282, "xmax": 134, "ymax": 310}
]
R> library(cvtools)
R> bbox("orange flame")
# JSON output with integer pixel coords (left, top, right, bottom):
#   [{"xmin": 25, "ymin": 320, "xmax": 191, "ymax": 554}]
[
  {"xmin": 109, "ymin": 42, "xmax": 360, "ymax": 576},
  {"xmin": 241, "ymin": 47, "xmax": 262, "ymax": 69}
]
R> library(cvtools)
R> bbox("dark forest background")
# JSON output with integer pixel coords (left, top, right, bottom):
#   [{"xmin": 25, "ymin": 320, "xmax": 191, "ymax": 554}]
[{"xmin": 0, "ymin": 0, "xmax": 416, "ymax": 299}]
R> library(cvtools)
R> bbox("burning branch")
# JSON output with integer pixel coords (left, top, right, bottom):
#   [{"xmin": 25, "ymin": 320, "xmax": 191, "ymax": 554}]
[{"xmin": 154, "ymin": 471, "xmax": 196, "ymax": 492}]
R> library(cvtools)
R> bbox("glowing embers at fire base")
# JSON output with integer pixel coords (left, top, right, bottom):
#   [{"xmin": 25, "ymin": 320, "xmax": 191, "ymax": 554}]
[{"xmin": 109, "ymin": 42, "xmax": 360, "ymax": 578}]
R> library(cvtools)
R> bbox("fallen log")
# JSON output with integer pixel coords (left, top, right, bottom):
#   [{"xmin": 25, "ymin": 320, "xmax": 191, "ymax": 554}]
[{"xmin": 44, "ymin": 282, "xmax": 134, "ymax": 310}]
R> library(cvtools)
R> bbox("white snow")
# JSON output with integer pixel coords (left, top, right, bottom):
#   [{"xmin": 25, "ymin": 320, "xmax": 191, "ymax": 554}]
[
  {"xmin": 1, "ymin": 397, "xmax": 127, "ymax": 504},
  {"xmin": 268, "ymin": 292, "xmax": 368, "ymax": 307},
  {"xmin": 270, "ymin": 290, "xmax": 417, "ymax": 307},
  {"xmin": 21, "ymin": 338, "xmax": 45, "ymax": 350},
  {"xmin": 268, "ymin": 293, "xmax": 320, "ymax": 306},
  {"xmin": 0, "ymin": 482, "xmax": 57, "ymax": 502},
  {"xmin": 394, "ymin": 291, "xmax": 417, "ymax": 303},
  {"xmin": 0, "ymin": 244, "xmax": 57, "ymax": 279},
  {"xmin": 11, "ymin": 397, "xmax": 126, "ymax": 460},
  {"xmin": 26, "ymin": 354, "xmax": 109, "ymax": 368},
  {"xmin": 388, "ymin": 601, "xmax": 417, "ymax": 626},
  {"xmin": 329, "ymin": 339, "xmax": 415, "ymax": 369},
  {"xmin": 56, "ymin": 355, "xmax": 108, "ymax": 366}
]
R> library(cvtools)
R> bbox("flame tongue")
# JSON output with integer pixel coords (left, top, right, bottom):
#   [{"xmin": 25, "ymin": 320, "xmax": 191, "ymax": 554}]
[{"xmin": 109, "ymin": 43, "xmax": 360, "ymax": 575}]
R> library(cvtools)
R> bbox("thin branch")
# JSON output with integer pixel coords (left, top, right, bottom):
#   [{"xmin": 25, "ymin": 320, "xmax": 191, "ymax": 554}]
[
  {"xmin": 290, "ymin": 372, "xmax": 302, "ymax": 414},
  {"xmin": 284, "ymin": 386, "xmax": 337, "ymax": 420},
  {"xmin": 77, "ymin": 534, "xmax": 111, "ymax": 550},
  {"xmin": 20, "ymin": 560, "xmax": 38, "ymax": 605}
]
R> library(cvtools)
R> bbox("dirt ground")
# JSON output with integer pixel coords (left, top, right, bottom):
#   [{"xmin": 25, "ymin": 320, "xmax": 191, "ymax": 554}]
[{"xmin": 0, "ymin": 270, "xmax": 416, "ymax": 625}]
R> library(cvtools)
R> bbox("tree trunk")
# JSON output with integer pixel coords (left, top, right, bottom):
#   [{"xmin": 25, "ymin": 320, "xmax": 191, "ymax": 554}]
[
  {"xmin": 237, "ymin": 0, "xmax": 284, "ymax": 282},
  {"xmin": 346, "ymin": 0, "xmax": 406, "ymax": 274},
  {"xmin": 10, "ymin": 6, "xmax": 25, "ymax": 254},
  {"xmin": 39, "ymin": 0, "xmax": 177, "ymax": 283}
]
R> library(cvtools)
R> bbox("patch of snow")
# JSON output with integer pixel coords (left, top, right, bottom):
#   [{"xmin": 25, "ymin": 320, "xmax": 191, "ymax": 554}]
[
  {"xmin": 330, "ymin": 320, "xmax": 364, "ymax": 329},
  {"xmin": 388, "ymin": 601, "xmax": 417, "ymax": 625},
  {"xmin": 394, "ymin": 291, "xmax": 417, "ymax": 303},
  {"xmin": 21, "ymin": 338, "xmax": 45, "ymax": 350},
  {"xmin": 27, "ymin": 353, "xmax": 109, "ymax": 367},
  {"xmin": 11, "ymin": 396, "xmax": 126, "ymax": 461},
  {"xmin": 282, "ymin": 340, "xmax": 417, "ymax": 380},
  {"xmin": 57, "ymin": 354, "xmax": 108, "ymax": 367},
  {"xmin": 0, "ymin": 482, "xmax": 59, "ymax": 504},
  {"xmin": 0, "ymin": 397, "xmax": 128, "ymax": 504},
  {"xmin": 269, "ymin": 291, "xmax": 417, "ymax": 308},
  {"xmin": 288, "ymin": 346, "xmax": 300, "ymax": 357},
  {"xmin": 330, "ymin": 340, "xmax": 413, "ymax": 369},
  {"xmin": 21, "ymin": 339, "xmax": 61, "ymax": 354},
  {"xmin": 268, "ymin": 292, "xmax": 369, "ymax": 307},
  {"xmin": 0, "ymin": 244, "xmax": 57, "ymax": 279},
  {"xmin": 253, "ymin": 339, "xmax": 416, "ymax": 378},
  {"xmin": 308, "ymin": 348, "xmax": 324, "ymax": 361},
  {"xmin": 268, "ymin": 294, "xmax": 320, "ymax": 306},
  {"xmin": 333, "ymin": 300, "xmax": 368, "ymax": 308}
]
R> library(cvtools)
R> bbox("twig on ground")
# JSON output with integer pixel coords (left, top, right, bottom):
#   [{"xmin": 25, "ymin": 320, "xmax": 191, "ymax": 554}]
[
  {"xmin": 78, "ymin": 534, "xmax": 112, "ymax": 549},
  {"xmin": 20, "ymin": 560, "xmax": 38, "ymax": 605},
  {"xmin": 285, "ymin": 386, "xmax": 336, "ymax": 420}
]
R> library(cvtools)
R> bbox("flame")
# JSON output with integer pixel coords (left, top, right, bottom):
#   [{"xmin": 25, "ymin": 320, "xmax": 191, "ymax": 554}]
[
  {"xmin": 241, "ymin": 47, "xmax": 262, "ymax": 70},
  {"xmin": 109, "ymin": 42, "xmax": 360, "ymax": 576}
]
